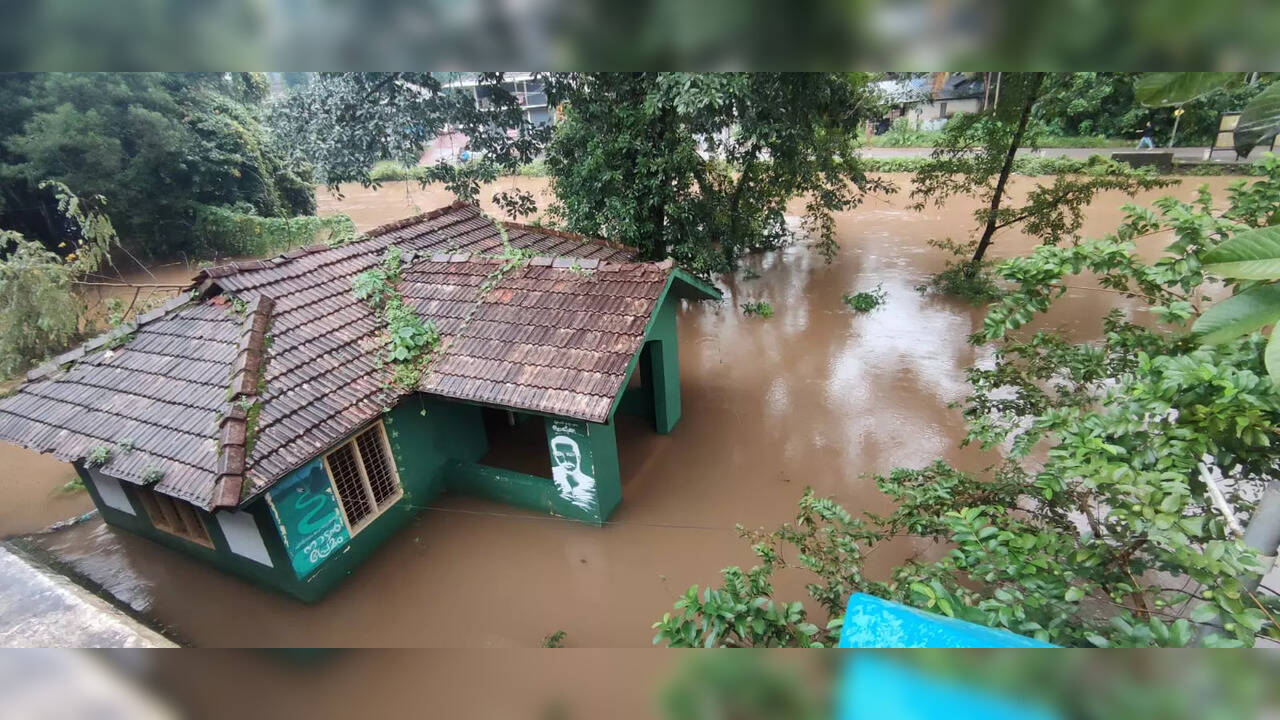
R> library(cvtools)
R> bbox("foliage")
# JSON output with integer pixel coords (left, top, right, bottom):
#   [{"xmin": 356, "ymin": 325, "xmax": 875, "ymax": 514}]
[
  {"xmin": 1189, "ymin": 155, "xmax": 1280, "ymax": 382},
  {"xmin": 193, "ymin": 205, "xmax": 356, "ymax": 257},
  {"xmin": 874, "ymin": 118, "xmax": 936, "ymax": 147},
  {"xmin": 353, "ymin": 247, "xmax": 440, "ymax": 391},
  {"xmin": 1136, "ymin": 72, "xmax": 1279, "ymax": 154},
  {"xmin": 656, "ymin": 174, "xmax": 1280, "ymax": 648},
  {"xmin": 913, "ymin": 73, "xmax": 1174, "ymax": 270},
  {"xmin": 539, "ymin": 630, "xmax": 566, "ymax": 648},
  {"xmin": 269, "ymin": 72, "xmax": 549, "ymax": 212},
  {"xmin": 547, "ymin": 73, "xmax": 892, "ymax": 272},
  {"xmin": 740, "ymin": 301, "xmax": 774, "ymax": 318},
  {"xmin": 141, "ymin": 467, "xmax": 165, "ymax": 484},
  {"xmin": 85, "ymin": 445, "xmax": 111, "ymax": 468},
  {"xmin": 0, "ymin": 73, "xmax": 316, "ymax": 259},
  {"xmin": 0, "ymin": 182, "xmax": 117, "ymax": 377},
  {"xmin": 841, "ymin": 284, "xmax": 886, "ymax": 312},
  {"xmin": 56, "ymin": 477, "xmax": 86, "ymax": 494},
  {"xmin": 660, "ymin": 655, "xmax": 823, "ymax": 720}
]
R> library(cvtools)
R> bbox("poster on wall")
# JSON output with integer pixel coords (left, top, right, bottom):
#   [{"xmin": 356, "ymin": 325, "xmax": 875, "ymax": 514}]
[
  {"xmin": 266, "ymin": 457, "xmax": 351, "ymax": 579},
  {"xmin": 545, "ymin": 418, "xmax": 598, "ymax": 513}
]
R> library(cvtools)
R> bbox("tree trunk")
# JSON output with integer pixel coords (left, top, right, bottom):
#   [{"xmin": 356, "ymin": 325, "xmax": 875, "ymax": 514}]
[{"xmin": 969, "ymin": 72, "xmax": 1043, "ymax": 271}]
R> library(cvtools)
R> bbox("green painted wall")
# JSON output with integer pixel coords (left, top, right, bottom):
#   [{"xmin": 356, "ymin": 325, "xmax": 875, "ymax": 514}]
[
  {"xmin": 79, "ymin": 280, "xmax": 698, "ymax": 601},
  {"xmin": 445, "ymin": 416, "xmax": 621, "ymax": 525},
  {"xmin": 82, "ymin": 396, "xmax": 489, "ymax": 602}
]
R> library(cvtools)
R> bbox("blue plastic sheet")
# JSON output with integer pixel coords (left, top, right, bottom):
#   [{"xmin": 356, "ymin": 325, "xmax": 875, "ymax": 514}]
[{"xmin": 837, "ymin": 593, "xmax": 1058, "ymax": 648}]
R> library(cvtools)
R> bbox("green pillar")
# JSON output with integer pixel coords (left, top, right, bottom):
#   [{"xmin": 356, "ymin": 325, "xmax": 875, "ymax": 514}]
[
  {"xmin": 546, "ymin": 417, "xmax": 622, "ymax": 524},
  {"xmin": 649, "ymin": 298, "xmax": 682, "ymax": 434}
]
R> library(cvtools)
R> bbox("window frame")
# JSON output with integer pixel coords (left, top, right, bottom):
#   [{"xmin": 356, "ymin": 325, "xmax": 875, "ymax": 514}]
[
  {"xmin": 322, "ymin": 421, "xmax": 403, "ymax": 536},
  {"xmin": 136, "ymin": 485, "xmax": 214, "ymax": 548}
]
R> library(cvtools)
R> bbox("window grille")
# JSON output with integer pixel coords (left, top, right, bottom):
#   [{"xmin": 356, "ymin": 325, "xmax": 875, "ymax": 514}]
[
  {"xmin": 324, "ymin": 421, "xmax": 402, "ymax": 534},
  {"xmin": 137, "ymin": 486, "xmax": 213, "ymax": 548}
]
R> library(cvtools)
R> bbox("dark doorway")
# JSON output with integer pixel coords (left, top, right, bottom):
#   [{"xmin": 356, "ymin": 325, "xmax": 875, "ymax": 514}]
[{"xmin": 477, "ymin": 408, "xmax": 552, "ymax": 479}]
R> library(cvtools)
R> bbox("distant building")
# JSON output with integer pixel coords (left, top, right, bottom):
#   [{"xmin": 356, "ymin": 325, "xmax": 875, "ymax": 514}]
[
  {"xmin": 874, "ymin": 72, "xmax": 989, "ymax": 131},
  {"xmin": 0, "ymin": 202, "xmax": 718, "ymax": 602},
  {"xmin": 443, "ymin": 72, "xmax": 554, "ymax": 127}
]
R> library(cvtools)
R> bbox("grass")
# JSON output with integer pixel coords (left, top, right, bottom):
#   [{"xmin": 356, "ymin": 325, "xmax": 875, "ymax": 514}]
[
  {"xmin": 842, "ymin": 284, "xmax": 887, "ymax": 312},
  {"xmin": 369, "ymin": 161, "xmax": 425, "ymax": 183},
  {"xmin": 741, "ymin": 301, "xmax": 774, "ymax": 318},
  {"xmin": 869, "ymin": 129, "xmax": 1136, "ymax": 150}
]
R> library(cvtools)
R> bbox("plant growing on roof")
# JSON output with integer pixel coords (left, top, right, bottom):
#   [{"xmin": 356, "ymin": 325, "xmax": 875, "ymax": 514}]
[
  {"xmin": 353, "ymin": 247, "xmax": 440, "ymax": 391},
  {"xmin": 141, "ymin": 467, "xmax": 165, "ymax": 484},
  {"xmin": 85, "ymin": 445, "xmax": 111, "ymax": 468}
]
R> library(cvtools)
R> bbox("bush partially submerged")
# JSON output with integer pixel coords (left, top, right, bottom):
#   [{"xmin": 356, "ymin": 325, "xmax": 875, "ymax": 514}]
[
  {"xmin": 741, "ymin": 301, "xmax": 774, "ymax": 318},
  {"xmin": 842, "ymin": 284, "xmax": 887, "ymax": 312}
]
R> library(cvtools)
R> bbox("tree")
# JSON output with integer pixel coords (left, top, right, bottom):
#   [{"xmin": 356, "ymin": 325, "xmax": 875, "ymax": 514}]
[
  {"xmin": 911, "ymin": 72, "xmax": 1171, "ymax": 278},
  {"xmin": 655, "ymin": 165, "xmax": 1280, "ymax": 648},
  {"xmin": 0, "ymin": 72, "xmax": 318, "ymax": 259},
  {"xmin": 548, "ymin": 72, "xmax": 891, "ymax": 271},
  {"xmin": 267, "ymin": 72, "xmax": 551, "ymax": 212},
  {"xmin": 0, "ymin": 182, "xmax": 117, "ymax": 377},
  {"xmin": 268, "ymin": 72, "xmax": 890, "ymax": 274}
]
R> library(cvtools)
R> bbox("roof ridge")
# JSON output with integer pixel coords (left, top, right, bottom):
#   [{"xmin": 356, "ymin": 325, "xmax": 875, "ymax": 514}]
[
  {"xmin": 499, "ymin": 219, "xmax": 640, "ymax": 256},
  {"xmin": 411, "ymin": 254, "xmax": 673, "ymax": 273},
  {"xmin": 211, "ymin": 295, "xmax": 275, "ymax": 510}
]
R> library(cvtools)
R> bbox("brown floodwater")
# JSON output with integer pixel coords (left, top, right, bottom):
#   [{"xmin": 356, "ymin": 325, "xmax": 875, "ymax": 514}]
[{"xmin": 5, "ymin": 173, "xmax": 1245, "ymax": 647}]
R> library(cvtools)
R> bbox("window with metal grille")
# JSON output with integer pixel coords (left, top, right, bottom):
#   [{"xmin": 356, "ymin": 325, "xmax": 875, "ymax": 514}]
[
  {"xmin": 136, "ymin": 485, "xmax": 213, "ymax": 548},
  {"xmin": 324, "ymin": 422, "xmax": 402, "ymax": 534}
]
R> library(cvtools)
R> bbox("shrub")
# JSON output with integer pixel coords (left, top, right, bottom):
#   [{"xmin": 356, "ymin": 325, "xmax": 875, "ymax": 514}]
[
  {"xmin": 842, "ymin": 284, "xmax": 887, "ymax": 312},
  {"xmin": 741, "ymin": 301, "xmax": 774, "ymax": 318}
]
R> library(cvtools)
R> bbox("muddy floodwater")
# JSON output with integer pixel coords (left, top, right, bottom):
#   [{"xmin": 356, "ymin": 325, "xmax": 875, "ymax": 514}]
[{"xmin": 4, "ymin": 173, "xmax": 1245, "ymax": 647}]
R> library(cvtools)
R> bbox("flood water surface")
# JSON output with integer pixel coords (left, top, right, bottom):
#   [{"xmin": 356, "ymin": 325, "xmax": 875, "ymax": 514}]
[{"xmin": 8, "ymin": 174, "xmax": 1243, "ymax": 646}]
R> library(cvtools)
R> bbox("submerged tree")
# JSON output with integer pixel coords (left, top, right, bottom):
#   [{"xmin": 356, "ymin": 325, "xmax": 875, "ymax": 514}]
[
  {"xmin": 268, "ymin": 72, "xmax": 552, "ymax": 215},
  {"xmin": 270, "ymin": 72, "xmax": 890, "ymax": 274},
  {"xmin": 548, "ymin": 72, "xmax": 891, "ymax": 272},
  {"xmin": 0, "ymin": 182, "xmax": 118, "ymax": 377},
  {"xmin": 911, "ymin": 72, "xmax": 1171, "ymax": 284},
  {"xmin": 654, "ymin": 162, "xmax": 1280, "ymax": 648}
]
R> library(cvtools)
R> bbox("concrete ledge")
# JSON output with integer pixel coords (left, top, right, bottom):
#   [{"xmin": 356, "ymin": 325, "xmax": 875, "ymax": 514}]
[
  {"xmin": 0, "ymin": 543, "xmax": 176, "ymax": 648},
  {"xmin": 1111, "ymin": 150, "xmax": 1174, "ymax": 171}
]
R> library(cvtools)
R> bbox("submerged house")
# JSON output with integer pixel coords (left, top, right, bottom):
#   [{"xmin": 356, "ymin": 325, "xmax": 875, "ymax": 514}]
[{"xmin": 0, "ymin": 202, "xmax": 719, "ymax": 601}]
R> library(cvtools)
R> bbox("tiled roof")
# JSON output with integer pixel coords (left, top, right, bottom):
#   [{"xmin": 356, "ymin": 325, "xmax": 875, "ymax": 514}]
[
  {"xmin": 407, "ymin": 255, "xmax": 673, "ymax": 422},
  {"xmin": 0, "ymin": 202, "xmax": 680, "ymax": 510}
]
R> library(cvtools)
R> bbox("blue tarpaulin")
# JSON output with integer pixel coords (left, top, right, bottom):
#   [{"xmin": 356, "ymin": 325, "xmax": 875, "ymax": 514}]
[
  {"xmin": 837, "ymin": 593, "xmax": 1058, "ymax": 648},
  {"xmin": 838, "ymin": 655, "xmax": 1061, "ymax": 720}
]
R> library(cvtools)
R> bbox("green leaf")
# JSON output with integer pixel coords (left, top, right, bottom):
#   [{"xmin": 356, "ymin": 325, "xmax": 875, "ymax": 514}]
[
  {"xmin": 1064, "ymin": 586, "xmax": 1085, "ymax": 602},
  {"xmin": 1135, "ymin": 72, "xmax": 1238, "ymax": 107},
  {"xmin": 1190, "ymin": 602, "xmax": 1219, "ymax": 624},
  {"xmin": 1192, "ymin": 284, "xmax": 1280, "ymax": 343},
  {"xmin": 1203, "ymin": 227, "xmax": 1280, "ymax": 280},
  {"xmin": 1265, "ymin": 325, "xmax": 1280, "ymax": 385},
  {"xmin": 1235, "ymin": 81, "xmax": 1280, "ymax": 156}
]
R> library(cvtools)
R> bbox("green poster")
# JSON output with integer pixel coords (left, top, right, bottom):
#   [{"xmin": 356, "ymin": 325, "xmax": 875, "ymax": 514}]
[
  {"xmin": 266, "ymin": 457, "xmax": 351, "ymax": 579},
  {"xmin": 546, "ymin": 418, "xmax": 598, "ymax": 513}
]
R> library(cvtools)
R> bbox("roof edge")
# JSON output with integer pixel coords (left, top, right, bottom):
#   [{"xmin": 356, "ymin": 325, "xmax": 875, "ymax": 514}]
[
  {"xmin": 192, "ymin": 201, "xmax": 475, "ymax": 284},
  {"xmin": 500, "ymin": 220, "xmax": 640, "ymax": 258},
  {"xmin": 25, "ymin": 290, "xmax": 198, "ymax": 384}
]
